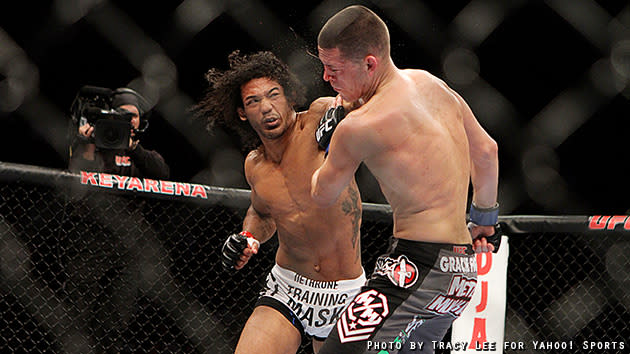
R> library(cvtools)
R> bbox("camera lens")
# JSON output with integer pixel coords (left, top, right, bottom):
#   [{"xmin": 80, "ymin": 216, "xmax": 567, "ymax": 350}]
[
  {"xmin": 102, "ymin": 125, "xmax": 119, "ymax": 144},
  {"xmin": 94, "ymin": 120, "xmax": 131, "ymax": 150}
]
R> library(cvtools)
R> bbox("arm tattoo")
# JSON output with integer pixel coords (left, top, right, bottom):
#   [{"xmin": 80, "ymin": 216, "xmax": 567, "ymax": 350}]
[{"xmin": 341, "ymin": 187, "xmax": 361, "ymax": 261}]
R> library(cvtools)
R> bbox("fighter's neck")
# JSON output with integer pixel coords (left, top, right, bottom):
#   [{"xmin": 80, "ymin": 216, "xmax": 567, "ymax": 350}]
[
  {"xmin": 261, "ymin": 111, "xmax": 299, "ymax": 164},
  {"xmin": 360, "ymin": 59, "xmax": 397, "ymax": 104}
]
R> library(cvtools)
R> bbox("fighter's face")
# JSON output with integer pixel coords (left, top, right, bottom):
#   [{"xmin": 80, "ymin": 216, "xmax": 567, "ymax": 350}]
[
  {"xmin": 318, "ymin": 46, "xmax": 366, "ymax": 103},
  {"xmin": 239, "ymin": 77, "xmax": 294, "ymax": 140}
]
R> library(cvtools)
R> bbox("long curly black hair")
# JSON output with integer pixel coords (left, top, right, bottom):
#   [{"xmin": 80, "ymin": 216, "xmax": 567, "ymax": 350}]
[{"xmin": 194, "ymin": 50, "xmax": 307, "ymax": 152}]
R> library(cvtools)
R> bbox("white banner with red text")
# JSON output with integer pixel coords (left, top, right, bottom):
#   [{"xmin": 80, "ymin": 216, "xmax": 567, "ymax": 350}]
[{"xmin": 451, "ymin": 236, "xmax": 509, "ymax": 353}]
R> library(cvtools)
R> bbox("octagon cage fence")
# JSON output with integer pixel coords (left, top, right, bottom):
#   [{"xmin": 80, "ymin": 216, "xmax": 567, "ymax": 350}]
[{"xmin": 0, "ymin": 161, "xmax": 628, "ymax": 354}]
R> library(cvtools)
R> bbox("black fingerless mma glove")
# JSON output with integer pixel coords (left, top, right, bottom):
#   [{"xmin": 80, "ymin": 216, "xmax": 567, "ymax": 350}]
[
  {"xmin": 485, "ymin": 224, "xmax": 502, "ymax": 253},
  {"xmin": 315, "ymin": 106, "xmax": 346, "ymax": 153},
  {"xmin": 221, "ymin": 233, "xmax": 249, "ymax": 270}
]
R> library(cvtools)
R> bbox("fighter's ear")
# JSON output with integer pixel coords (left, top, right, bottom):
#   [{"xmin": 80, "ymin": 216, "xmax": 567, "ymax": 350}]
[
  {"xmin": 237, "ymin": 107, "xmax": 247, "ymax": 121},
  {"xmin": 365, "ymin": 55, "xmax": 378, "ymax": 74}
]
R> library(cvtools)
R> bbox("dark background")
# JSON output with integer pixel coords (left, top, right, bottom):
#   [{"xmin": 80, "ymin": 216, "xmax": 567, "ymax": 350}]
[
  {"xmin": 1, "ymin": 2, "xmax": 629, "ymax": 353},
  {"xmin": 1, "ymin": 0, "xmax": 629, "ymax": 215}
]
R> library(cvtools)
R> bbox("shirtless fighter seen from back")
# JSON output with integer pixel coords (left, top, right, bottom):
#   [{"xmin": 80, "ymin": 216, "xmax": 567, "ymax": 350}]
[
  {"xmin": 195, "ymin": 51, "xmax": 365, "ymax": 354},
  {"xmin": 310, "ymin": 6, "xmax": 500, "ymax": 353}
]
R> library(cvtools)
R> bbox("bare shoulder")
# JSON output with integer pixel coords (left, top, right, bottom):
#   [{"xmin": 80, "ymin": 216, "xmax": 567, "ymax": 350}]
[
  {"xmin": 305, "ymin": 97, "xmax": 334, "ymax": 117},
  {"xmin": 405, "ymin": 69, "xmax": 462, "ymax": 108},
  {"xmin": 404, "ymin": 69, "xmax": 450, "ymax": 91},
  {"xmin": 244, "ymin": 147, "xmax": 265, "ymax": 182},
  {"xmin": 297, "ymin": 97, "xmax": 335, "ymax": 129},
  {"xmin": 334, "ymin": 105, "xmax": 382, "ymax": 155}
]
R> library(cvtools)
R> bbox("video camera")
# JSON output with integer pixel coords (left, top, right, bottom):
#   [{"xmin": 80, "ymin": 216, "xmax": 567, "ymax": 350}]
[{"xmin": 70, "ymin": 85, "xmax": 149, "ymax": 150}]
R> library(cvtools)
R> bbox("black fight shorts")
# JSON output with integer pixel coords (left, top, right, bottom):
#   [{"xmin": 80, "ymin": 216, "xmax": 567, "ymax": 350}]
[{"xmin": 319, "ymin": 237, "xmax": 478, "ymax": 354}]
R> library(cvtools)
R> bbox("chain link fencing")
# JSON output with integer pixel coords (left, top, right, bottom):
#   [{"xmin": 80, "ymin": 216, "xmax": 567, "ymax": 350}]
[{"xmin": 1, "ymin": 162, "xmax": 628, "ymax": 354}]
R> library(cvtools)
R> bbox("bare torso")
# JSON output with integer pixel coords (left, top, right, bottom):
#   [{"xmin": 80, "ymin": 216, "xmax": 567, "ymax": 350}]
[
  {"xmin": 246, "ymin": 99, "xmax": 363, "ymax": 280},
  {"xmin": 347, "ymin": 69, "xmax": 472, "ymax": 244}
]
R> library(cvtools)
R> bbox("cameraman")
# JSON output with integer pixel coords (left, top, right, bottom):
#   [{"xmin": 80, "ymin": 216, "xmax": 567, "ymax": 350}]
[
  {"xmin": 64, "ymin": 87, "xmax": 169, "ymax": 352},
  {"xmin": 68, "ymin": 88, "xmax": 169, "ymax": 179}
]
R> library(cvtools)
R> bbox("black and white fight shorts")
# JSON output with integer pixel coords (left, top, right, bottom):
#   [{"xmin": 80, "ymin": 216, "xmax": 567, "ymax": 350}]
[
  {"xmin": 255, "ymin": 264, "xmax": 366, "ymax": 341},
  {"xmin": 319, "ymin": 237, "xmax": 478, "ymax": 353}
]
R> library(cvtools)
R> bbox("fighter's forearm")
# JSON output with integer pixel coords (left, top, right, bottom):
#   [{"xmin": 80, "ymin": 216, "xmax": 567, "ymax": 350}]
[
  {"xmin": 470, "ymin": 139, "xmax": 499, "ymax": 208},
  {"xmin": 242, "ymin": 205, "xmax": 276, "ymax": 243}
]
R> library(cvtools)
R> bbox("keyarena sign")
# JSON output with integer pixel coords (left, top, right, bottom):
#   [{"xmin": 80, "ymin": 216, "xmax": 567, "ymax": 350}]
[{"xmin": 80, "ymin": 171, "xmax": 208, "ymax": 199}]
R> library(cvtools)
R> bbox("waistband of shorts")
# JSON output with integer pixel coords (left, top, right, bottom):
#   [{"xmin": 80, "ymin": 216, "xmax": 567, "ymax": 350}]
[
  {"xmin": 387, "ymin": 237, "xmax": 475, "ymax": 257},
  {"xmin": 272, "ymin": 264, "xmax": 366, "ymax": 291}
]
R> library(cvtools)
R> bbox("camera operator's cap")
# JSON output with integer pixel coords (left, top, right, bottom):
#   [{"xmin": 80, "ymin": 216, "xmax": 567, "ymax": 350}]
[{"xmin": 112, "ymin": 87, "xmax": 150, "ymax": 116}]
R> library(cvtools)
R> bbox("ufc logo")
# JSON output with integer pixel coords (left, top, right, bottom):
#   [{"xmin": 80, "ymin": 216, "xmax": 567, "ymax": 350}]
[{"xmin": 316, "ymin": 118, "xmax": 335, "ymax": 141}]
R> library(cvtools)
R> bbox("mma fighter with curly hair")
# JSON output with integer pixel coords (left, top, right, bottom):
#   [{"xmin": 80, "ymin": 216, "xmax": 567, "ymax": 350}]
[{"xmin": 195, "ymin": 51, "xmax": 366, "ymax": 354}]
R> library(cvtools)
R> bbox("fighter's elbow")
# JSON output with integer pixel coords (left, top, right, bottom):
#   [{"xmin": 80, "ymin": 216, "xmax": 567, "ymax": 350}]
[
  {"xmin": 473, "ymin": 138, "xmax": 498, "ymax": 167},
  {"xmin": 311, "ymin": 189, "xmax": 336, "ymax": 208},
  {"xmin": 311, "ymin": 172, "xmax": 336, "ymax": 207},
  {"xmin": 311, "ymin": 182, "xmax": 336, "ymax": 207},
  {"xmin": 484, "ymin": 138, "xmax": 498, "ymax": 161}
]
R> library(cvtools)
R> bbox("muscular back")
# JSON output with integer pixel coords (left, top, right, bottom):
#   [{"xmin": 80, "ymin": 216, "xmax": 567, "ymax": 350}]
[
  {"xmin": 245, "ymin": 98, "xmax": 363, "ymax": 280},
  {"xmin": 343, "ymin": 70, "xmax": 471, "ymax": 244}
]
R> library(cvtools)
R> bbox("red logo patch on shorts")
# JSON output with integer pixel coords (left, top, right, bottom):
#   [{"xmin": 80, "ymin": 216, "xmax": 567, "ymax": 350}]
[
  {"xmin": 388, "ymin": 256, "xmax": 418, "ymax": 288},
  {"xmin": 337, "ymin": 289, "xmax": 389, "ymax": 343},
  {"xmin": 374, "ymin": 255, "xmax": 419, "ymax": 289}
]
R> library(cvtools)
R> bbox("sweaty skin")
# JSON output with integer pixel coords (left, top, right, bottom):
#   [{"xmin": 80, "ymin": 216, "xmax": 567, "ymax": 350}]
[
  {"xmin": 313, "ymin": 49, "xmax": 498, "ymax": 245},
  {"xmin": 242, "ymin": 78, "xmax": 363, "ymax": 281}
]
